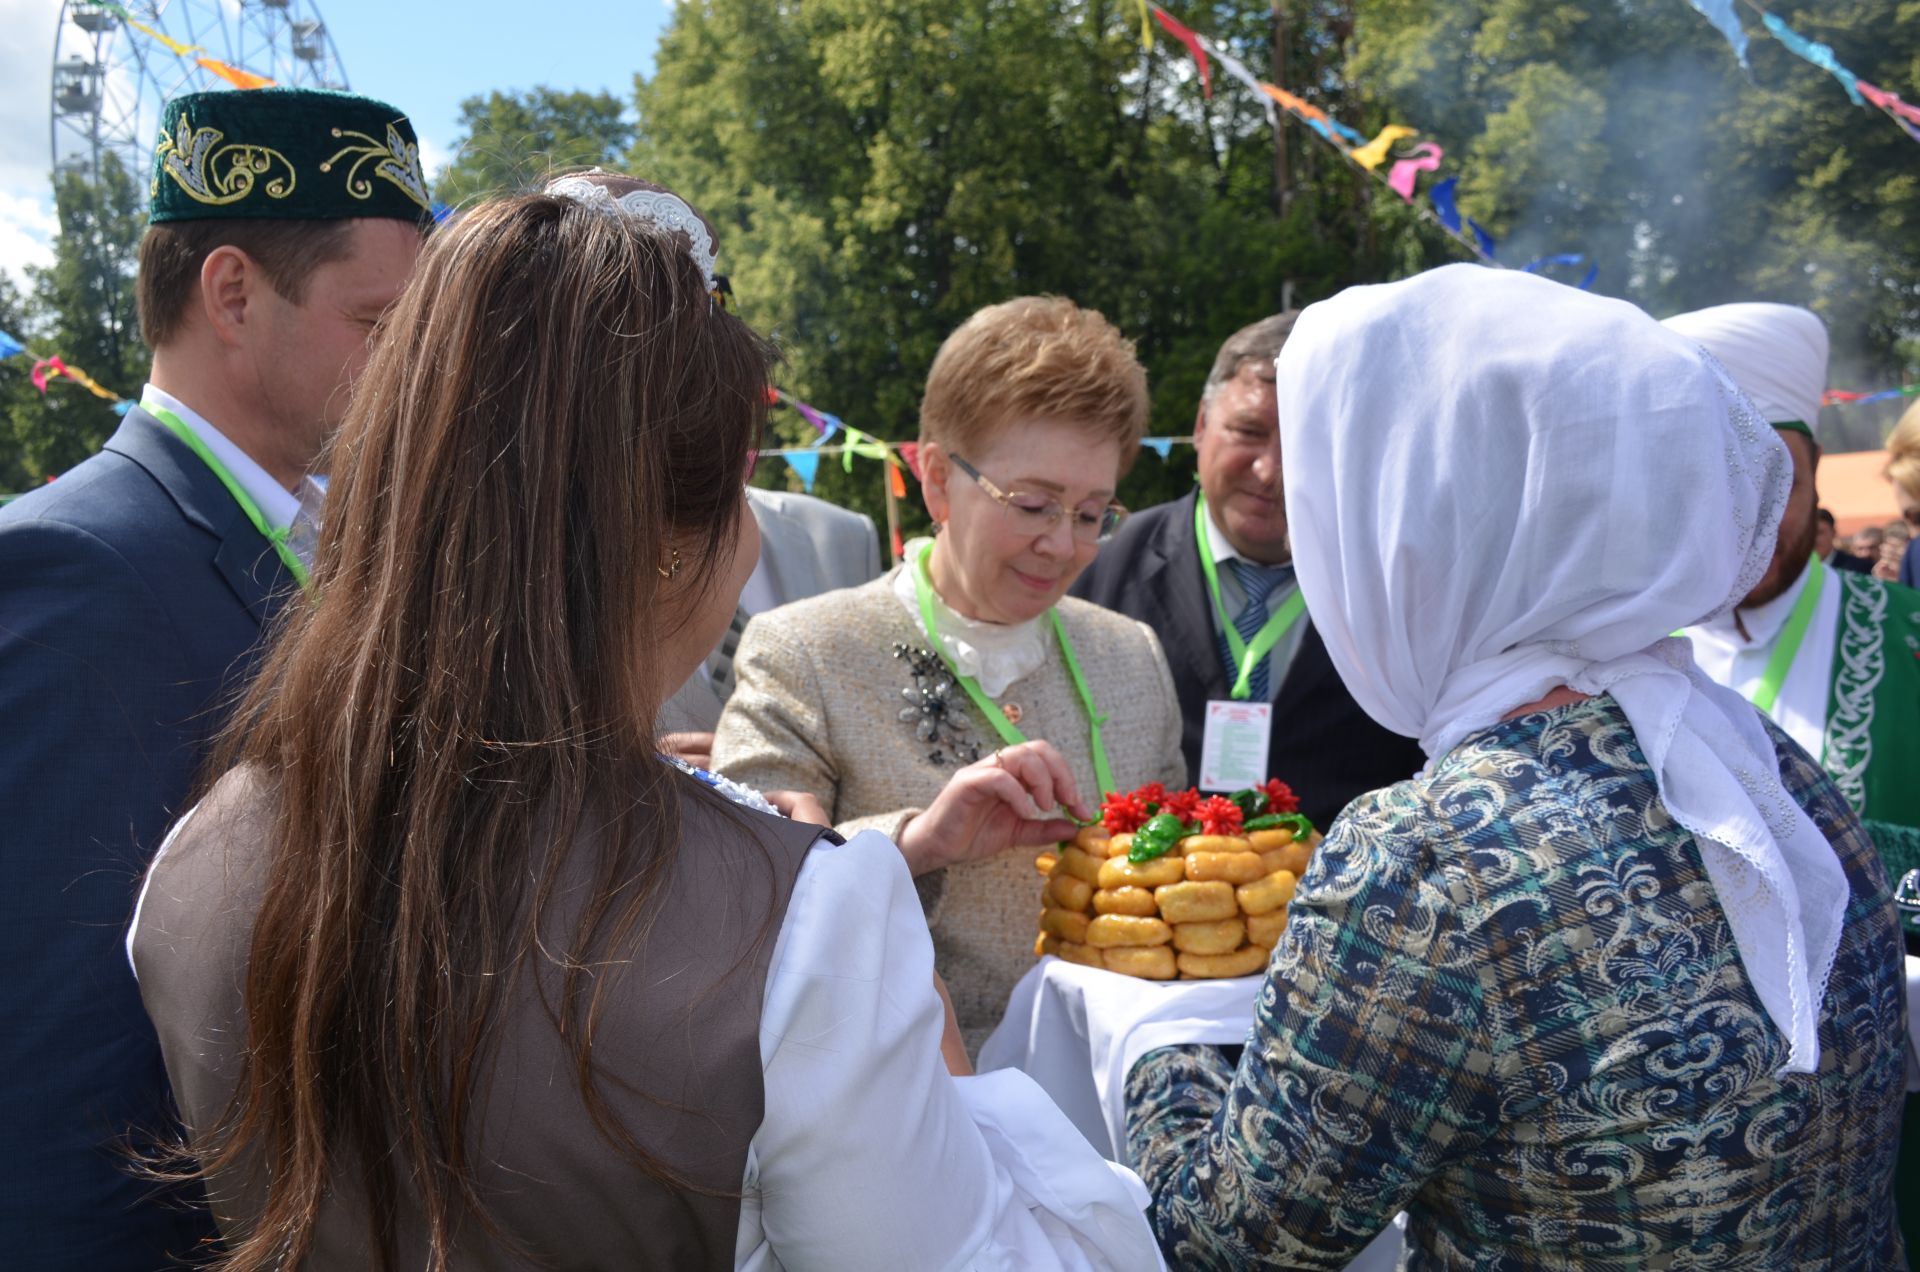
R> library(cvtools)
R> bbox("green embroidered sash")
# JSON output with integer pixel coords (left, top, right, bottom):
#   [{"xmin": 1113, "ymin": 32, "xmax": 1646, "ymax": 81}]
[{"xmin": 1821, "ymin": 572, "xmax": 1920, "ymax": 916}]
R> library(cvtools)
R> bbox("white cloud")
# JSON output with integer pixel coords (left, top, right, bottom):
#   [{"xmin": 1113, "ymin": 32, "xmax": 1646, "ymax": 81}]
[
  {"xmin": 419, "ymin": 133, "xmax": 451, "ymax": 184},
  {"xmin": 1, "ymin": 0, "xmax": 61, "ymax": 290},
  {"xmin": 0, "ymin": 190, "xmax": 56, "ymax": 290}
]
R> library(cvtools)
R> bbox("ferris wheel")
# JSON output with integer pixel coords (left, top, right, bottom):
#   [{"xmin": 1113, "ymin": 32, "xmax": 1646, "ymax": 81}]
[{"xmin": 50, "ymin": 0, "xmax": 350, "ymax": 186}]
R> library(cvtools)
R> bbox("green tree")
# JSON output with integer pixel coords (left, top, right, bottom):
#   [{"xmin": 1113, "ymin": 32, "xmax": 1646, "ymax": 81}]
[
  {"xmin": 435, "ymin": 87, "xmax": 637, "ymax": 205},
  {"xmin": 628, "ymin": 0, "xmax": 1432, "ymax": 535},
  {"xmin": 0, "ymin": 153, "xmax": 148, "ymax": 490},
  {"xmin": 1347, "ymin": 0, "xmax": 1920, "ymax": 449}
]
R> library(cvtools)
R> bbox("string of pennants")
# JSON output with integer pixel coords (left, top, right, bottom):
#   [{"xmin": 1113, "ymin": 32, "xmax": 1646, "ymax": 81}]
[
  {"xmin": 1131, "ymin": 5, "xmax": 1599, "ymax": 288},
  {"xmin": 93, "ymin": 3, "xmax": 280, "ymax": 91},
  {"xmin": 1683, "ymin": 0, "xmax": 1920, "ymax": 143}
]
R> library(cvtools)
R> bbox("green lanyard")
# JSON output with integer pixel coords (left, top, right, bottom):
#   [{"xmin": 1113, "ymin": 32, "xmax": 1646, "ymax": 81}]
[
  {"xmin": 911, "ymin": 541, "xmax": 1116, "ymax": 799},
  {"xmin": 1194, "ymin": 494, "xmax": 1305, "ymax": 700},
  {"xmin": 144, "ymin": 399, "xmax": 311, "ymax": 590},
  {"xmin": 1751, "ymin": 553, "xmax": 1825, "ymax": 717}
]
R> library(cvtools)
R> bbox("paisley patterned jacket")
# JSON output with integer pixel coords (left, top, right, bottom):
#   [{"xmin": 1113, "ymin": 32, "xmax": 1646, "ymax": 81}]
[{"xmin": 1126, "ymin": 694, "xmax": 1906, "ymax": 1270}]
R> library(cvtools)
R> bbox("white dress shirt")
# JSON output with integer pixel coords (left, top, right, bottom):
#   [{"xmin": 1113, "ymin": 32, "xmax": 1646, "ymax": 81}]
[
  {"xmin": 144, "ymin": 384, "xmax": 325, "ymax": 570},
  {"xmin": 1200, "ymin": 504, "xmax": 1308, "ymax": 702},
  {"xmin": 1684, "ymin": 561, "xmax": 1840, "ymax": 762}
]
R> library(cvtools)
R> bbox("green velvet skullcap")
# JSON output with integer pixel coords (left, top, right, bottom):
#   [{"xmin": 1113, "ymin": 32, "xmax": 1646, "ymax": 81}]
[{"xmin": 151, "ymin": 88, "xmax": 430, "ymax": 225}]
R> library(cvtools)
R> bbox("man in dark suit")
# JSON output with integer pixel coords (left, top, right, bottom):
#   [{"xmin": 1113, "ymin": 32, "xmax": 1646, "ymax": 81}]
[
  {"xmin": 1072, "ymin": 313, "xmax": 1424, "ymax": 829},
  {"xmin": 0, "ymin": 88, "xmax": 427, "ymax": 1268}
]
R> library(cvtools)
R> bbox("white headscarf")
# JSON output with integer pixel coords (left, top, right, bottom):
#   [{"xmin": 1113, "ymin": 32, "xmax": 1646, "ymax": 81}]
[
  {"xmin": 1661, "ymin": 302, "xmax": 1829, "ymax": 439},
  {"xmin": 1277, "ymin": 264, "xmax": 1847, "ymax": 1076}
]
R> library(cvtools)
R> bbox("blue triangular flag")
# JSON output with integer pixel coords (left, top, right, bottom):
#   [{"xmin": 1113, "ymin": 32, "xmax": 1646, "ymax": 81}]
[
  {"xmin": 1328, "ymin": 119, "xmax": 1366, "ymax": 146},
  {"xmin": 1429, "ymin": 177, "xmax": 1462, "ymax": 233},
  {"xmin": 1577, "ymin": 262, "xmax": 1599, "ymax": 291},
  {"xmin": 430, "ymin": 201, "xmax": 455, "ymax": 225},
  {"xmin": 1522, "ymin": 253, "xmax": 1585, "ymax": 275},
  {"xmin": 111, "ymin": 399, "xmax": 135, "ymax": 416},
  {"xmin": 0, "ymin": 330, "xmax": 24, "ymax": 360},
  {"xmin": 1141, "ymin": 437, "xmax": 1174, "ymax": 459},
  {"xmin": 1467, "ymin": 217, "xmax": 1496, "ymax": 259},
  {"xmin": 1686, "ymin": 0, "xmax": 1749, "ymax": 69},
  {"xmin": 786, "ymin": 451, "xmax": 820, "ymax": 492}
]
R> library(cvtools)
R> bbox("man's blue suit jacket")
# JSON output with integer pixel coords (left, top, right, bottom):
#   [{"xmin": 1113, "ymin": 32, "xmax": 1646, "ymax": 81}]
[{"xmin": 0, "ymin": 407, "xmax": 296, "ymax": 1268}]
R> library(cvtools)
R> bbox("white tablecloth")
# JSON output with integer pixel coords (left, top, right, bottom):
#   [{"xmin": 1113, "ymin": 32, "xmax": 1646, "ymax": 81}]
[{"xmin": 979, "ymin": 956, "xmax": 1405, "ymax": 1272}]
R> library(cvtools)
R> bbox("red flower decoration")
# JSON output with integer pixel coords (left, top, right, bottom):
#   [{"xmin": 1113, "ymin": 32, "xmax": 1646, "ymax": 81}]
[
  {"xmin": 1101, "ymin": 790, "xmax": 1150, "ymax": 834},
  {"xmin": 1161, "ymin": 789, "xmax": 1203, "ymax": 822},
  {"xmin": 1261, "ymin": 778, "xmax": 1301, "ymax": 814},
  {"xmin": 1131, "ymin": 781, "xmax": 1169, "ymax": 807},
  {"xmin": 1196, "ymin": 795, "xmax": 1244, "ymax": 837}
]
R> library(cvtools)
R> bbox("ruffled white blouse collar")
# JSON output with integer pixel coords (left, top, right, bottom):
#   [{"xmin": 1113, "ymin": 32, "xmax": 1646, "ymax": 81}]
[{"xmin": 891, "ymin": 538, "xmax": 1048, "ymax": 699}]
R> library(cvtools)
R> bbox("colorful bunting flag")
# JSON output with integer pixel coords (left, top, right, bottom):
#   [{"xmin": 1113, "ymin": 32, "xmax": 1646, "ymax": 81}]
[
  {"xmin": 1386, "ymin": 143, "xmax": 1443, "ymax": 200},
  {"xmin": 1202, "ymin": 38, "xmax": 1277, "ymax": 123},
  {"xmin": 0, "ymin": 330, "xmax": 24, "ymax": 360},
  {"xmin": 1521, "ymin": 253, "xmax": 1598, "ymax": 289},
  {"xmin": 785, "ymin": 450, "xmax": 820, "ymax": 492},
  {"xmin": 1150, "ymin": 7, "xmax": 1211, "ymax": 98},
  {"xmin": 1468, "ymin": 218, "xmax": 1498, "ymax": 259},
  {"xmin": 1141, "ymin": 437, "xmax": 1175, "ymax": 459},
  {"xmin": 1859, "ymin": 80, "xmax": 1920, "ymax": 131},
  {"xmin": 1760, "ymin": 13, "xmax": 1863, "ymax": 107},
  {"xmin": 888, "ymin": 463, "xmax": 908, "ymax": 499},
  {"xmin": 196, "ymin": 57, "xmax": 276, "ymax": 91},
  {"xmin": 1133, "ymin": 0, "xmax": 1154, "ymax": 49},
  {"xmin": 29, "ymin": 357, "xmax": 62, "ymax": 393},
  {"xmin": 897, "ymin": 442, "xmax": 924, "ymax": 480},
  {"xmin": 129, "ymin": 17, "xmax": 204, "ymax": 58},
  {"xmin": 1823, "ymin": 384, "xmax": 1920, "ymax": 406},
  {"xmin": 1350, "ymin": 125, "xmax": 1417, "ymax": 170},
  {"xmin": 1429, "ymin": 176, "xmax": 1462, "ymax": 232},
  {"xmin": 1685, "ymin": 0, "xmax": 1749, "ymax": 69},
  {"xmin": 1258, "ymin": 83, "xmax": 1319, "ymax": 123},
  {"xmin": 1326, "ymin": 119, "xmax": 1367, "ymax": 146}
]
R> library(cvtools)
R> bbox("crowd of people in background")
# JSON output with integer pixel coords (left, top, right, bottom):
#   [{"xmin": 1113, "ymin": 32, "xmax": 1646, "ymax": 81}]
[{"xmin": 2, "ymin": 84, "xmax": 1916, "ymax": 1271}]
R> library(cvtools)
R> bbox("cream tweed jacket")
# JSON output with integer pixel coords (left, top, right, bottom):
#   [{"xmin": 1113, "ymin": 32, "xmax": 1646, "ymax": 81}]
[{"xmin": 712, "ymin": 571, "xmax": 1187, "ymax": 1052}]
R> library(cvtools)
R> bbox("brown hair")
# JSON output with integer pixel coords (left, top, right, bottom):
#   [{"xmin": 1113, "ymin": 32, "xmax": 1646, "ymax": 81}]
[
  {"xmin": 1201, "ymin": 311, "xmax": 1300, "ymax": 403},
  {"xmin": 137, "ymin": 218, "xmax": 363, "ymax": 346},
  {"xmin": 1887, "ymin": 400, "xmax": 1920, "ymax": 503},
  {"xmin": 158, "ymin": 192, "xmax": 775, "ymax": 1270},
  {"xmin": 918, "ymin": 295, "xmax": 1149, "ymax": 467}
]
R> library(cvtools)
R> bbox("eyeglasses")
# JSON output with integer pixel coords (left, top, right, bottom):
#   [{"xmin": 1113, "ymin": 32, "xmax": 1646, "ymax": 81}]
[{"xmin": 948, "ymin": 453, "xmax": 1128, "ymax": 544}]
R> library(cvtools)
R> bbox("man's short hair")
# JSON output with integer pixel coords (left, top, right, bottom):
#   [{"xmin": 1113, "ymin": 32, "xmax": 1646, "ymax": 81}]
[
  {"xmin": 1202, "ymin": 311, "xmax": 1301, "ymax": 404},
  {"xmin": 1816, "ymin": 507, "xmax": 1836, "ymax": 528},
  {"xmin": 136, "ymin": 218, "xmax": 359, "ymax": 347}
]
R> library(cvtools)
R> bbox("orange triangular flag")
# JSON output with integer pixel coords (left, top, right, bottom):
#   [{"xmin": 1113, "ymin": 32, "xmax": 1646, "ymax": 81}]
[{"xmin": 196, "ymin": 57, "xmax": 275, "ymax": 90}]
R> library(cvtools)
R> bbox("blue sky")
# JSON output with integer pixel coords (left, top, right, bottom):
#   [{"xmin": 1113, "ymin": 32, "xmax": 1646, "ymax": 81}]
[{"xmin": 0, "ymin": 0, "xmax": 673, "ymax": 284}]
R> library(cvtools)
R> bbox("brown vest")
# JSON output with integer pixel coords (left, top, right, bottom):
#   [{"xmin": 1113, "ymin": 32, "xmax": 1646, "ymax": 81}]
[{"xmin": 132, "ymin": 768, "xmax": 821, "ymax": 1269}]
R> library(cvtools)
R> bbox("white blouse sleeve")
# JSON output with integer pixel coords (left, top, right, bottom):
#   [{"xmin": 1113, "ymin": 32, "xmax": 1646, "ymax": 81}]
[{"xmin": 735, "ymin": 830, "xmax": 1163, "ymax": 1272}]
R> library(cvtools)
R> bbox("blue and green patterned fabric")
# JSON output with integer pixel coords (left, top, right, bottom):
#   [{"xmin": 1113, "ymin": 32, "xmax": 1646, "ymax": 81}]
[{"xmin": 1126, "ymin": 694, "xmax": 1907, "ymax": 1270}]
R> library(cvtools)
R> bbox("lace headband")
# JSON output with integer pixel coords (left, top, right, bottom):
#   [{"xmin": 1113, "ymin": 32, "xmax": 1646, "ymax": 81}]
[{"xmin": 545, "ymin": 174, "xmax": 719, "ymax": 290}]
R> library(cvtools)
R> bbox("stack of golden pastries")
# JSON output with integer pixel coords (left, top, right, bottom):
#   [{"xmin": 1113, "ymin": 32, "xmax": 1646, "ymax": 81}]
[{"xmin": 1033, "ymin": 781, "xmax": 1321, "ymax": 980}]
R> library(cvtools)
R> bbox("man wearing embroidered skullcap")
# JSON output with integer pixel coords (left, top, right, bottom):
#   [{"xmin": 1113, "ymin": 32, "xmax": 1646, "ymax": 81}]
[
  {"xmin": 1667, "ymin": 302, "xmax": 1920, "ymax": 1249},
  {"xmin": 0, "ymin": 87, "xmax": 428, "ymax": 1267}
]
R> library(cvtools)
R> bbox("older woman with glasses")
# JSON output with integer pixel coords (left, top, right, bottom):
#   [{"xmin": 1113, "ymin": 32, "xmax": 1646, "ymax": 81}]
[{"xmin": 713, "ymin": 296, "xmax": 1186, "ymax": 1054}]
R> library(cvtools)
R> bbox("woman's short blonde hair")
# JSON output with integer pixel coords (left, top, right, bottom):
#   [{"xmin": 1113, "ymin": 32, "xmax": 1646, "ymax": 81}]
[
  {"xmin": 1887, "ymin": 400, "xmax": 1920, "ymax": 502},
  {"xmin": 919, "ymin": 296, "xmax": 1149, "ymax": 471}
]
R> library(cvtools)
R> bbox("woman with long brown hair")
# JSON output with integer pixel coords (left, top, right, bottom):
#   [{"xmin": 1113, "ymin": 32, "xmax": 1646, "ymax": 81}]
[{"xmin": 126, "ymin": 174, "xmax": 1157, "ymax": 1271}]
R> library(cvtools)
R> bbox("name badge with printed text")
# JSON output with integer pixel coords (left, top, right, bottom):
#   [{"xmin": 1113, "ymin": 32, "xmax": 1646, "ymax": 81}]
[{"xmin": 1200, "ymin": 699, "xmax": 1272, "ymax": 792}]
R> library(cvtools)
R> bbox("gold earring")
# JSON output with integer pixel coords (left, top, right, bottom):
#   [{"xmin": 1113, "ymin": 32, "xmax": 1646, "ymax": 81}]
[{"xmin": 657, "ymin": 548, "xmax": 683, "ymax": 580}]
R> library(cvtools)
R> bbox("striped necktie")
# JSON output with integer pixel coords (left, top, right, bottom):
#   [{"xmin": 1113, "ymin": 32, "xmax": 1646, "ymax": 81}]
[{"xmin": 1215, "ymin": 559, "xmax": 1293, "ymax": 701}]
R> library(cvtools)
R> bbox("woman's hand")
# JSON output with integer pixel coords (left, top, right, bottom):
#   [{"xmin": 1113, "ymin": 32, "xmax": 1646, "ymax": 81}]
[
  {"xmin": 767, "ymin": 790, "xmax": 831, "ymax": 827},
  {"xmin": 895, "ymin": 740, "xmax": 1095, "ymax": 877},
  {"xmin": 660, "ymin": 731, "xmax": 714, "ymax": 770}
]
